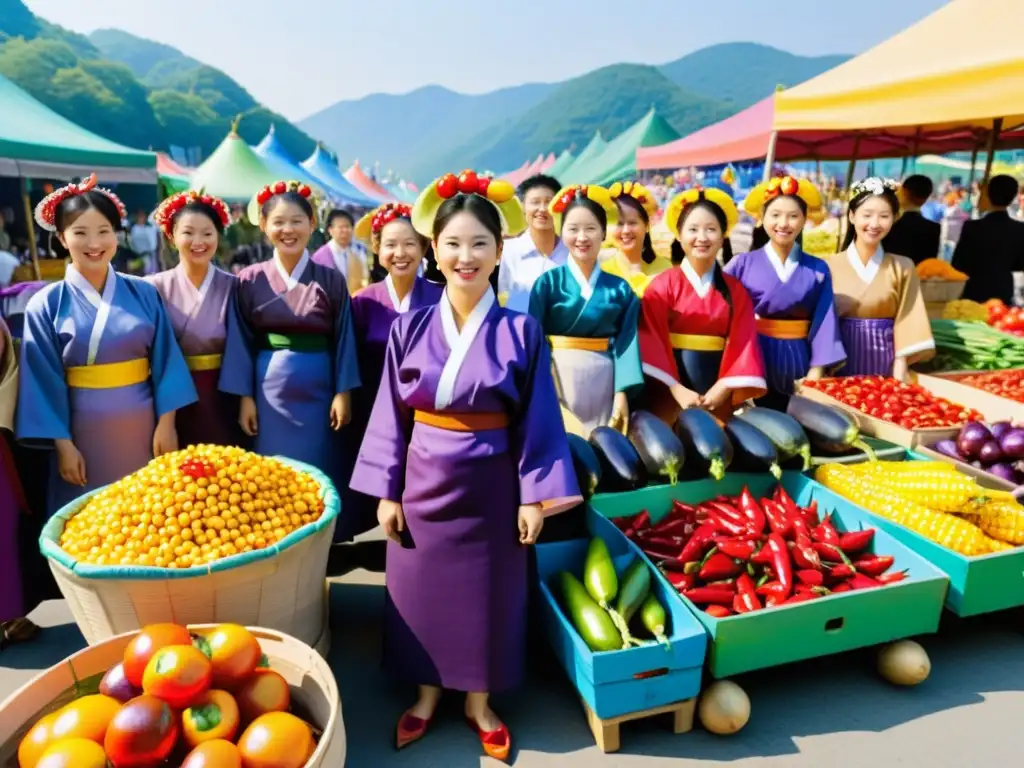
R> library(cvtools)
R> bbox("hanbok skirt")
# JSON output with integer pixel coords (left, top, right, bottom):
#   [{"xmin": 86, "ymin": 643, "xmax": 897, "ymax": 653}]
[
  {"xmin": 335, "ymin": 387, "xmax": 379, "ymax": 543},
  {"xmin": 551, "ymin": 347, "xmax": 614, "ymax": 437},
  {"xmin": 177, "ymin": 368, "xmax": 245, "ymax": 450},
  {"xmin": 838, "ymin": 318, "xmax": 895, "ymax": 377},
  {"xmin": 645, "ymin": 349, "xmax": 724, "ymax": 426},
  {"xmin": 385, "ymin": 421, "xmax": 526, "ymax": 693}
]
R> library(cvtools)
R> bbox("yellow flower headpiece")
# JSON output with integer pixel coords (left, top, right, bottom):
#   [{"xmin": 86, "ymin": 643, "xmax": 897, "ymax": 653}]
[
  {"xmin": 549, "ymin": 184, "xmax": 619, "ymax": 235},
  {"xmin": 412, "ymin": 170, "xmax": 525, "ymax": 239},
  {"xmin": 247, "ymin": 180, "xmax": 321, "ymax": 226},
  {"xmin": 743, "ymin": 176, "xmax": 826, "ymax": 226},
  {"xmin": 608, "ymin": 180, "xmax": 658, "ymax": 216},
  {"xmin": 355, "ymin": 202, "xmax": 414, "ymax": 241},
  {"xmin": 664, "ymin": 186, "xmax": 739, "ymax": 239}
]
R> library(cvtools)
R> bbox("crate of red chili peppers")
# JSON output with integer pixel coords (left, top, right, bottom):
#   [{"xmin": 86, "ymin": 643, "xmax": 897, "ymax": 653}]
[
  {"xmin": 592, "ymin": 473, "xmax": 949, "ymax": 678},
  {"xmin": 799, "ymin": 376, "xmax": 981, "ymax": 448}
]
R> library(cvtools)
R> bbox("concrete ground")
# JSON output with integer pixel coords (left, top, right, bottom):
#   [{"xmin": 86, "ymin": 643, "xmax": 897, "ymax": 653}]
[{"xmin": 3, "ymin": 562, "xmax": 1024, "ymax": 768}]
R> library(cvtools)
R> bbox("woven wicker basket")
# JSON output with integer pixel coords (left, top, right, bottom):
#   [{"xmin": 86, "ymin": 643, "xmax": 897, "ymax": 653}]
[
  {"xmin": 0, "ymin": 624, "xmax": 345, "ymax": 767},
  {"xmin": 39, "ymin": 457, "xmax": 338, "ymax": 653},
  {"xmin": 920, "ymin": 279, "xmax": 966, "ymax": 303}
]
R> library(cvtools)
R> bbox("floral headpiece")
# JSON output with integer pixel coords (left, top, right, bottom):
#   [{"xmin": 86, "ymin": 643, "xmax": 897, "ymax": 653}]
[
  {"xmin": 850, "ymin": 177, "xmax": 899, "ymax": 200},
  {"xmin": 248, "ymin": 180, "xmax": 319, "ymax": 226},
  {"xmin": 549, "ymin": 184, "xmax": 619, "ymax": 235},
  {"xmin": 34, "ymin": 174, "xmax": 127, "ymax": 232},
  {"xmin": 355, "ymin": 203, "xmax": 414, "ymax": 241},
  {"xmin": 154, "ymin": 190, "xmax": 231, "ymax": 239},
  {"xmin": 412, "ymin": 170, "xmax": 526, "ymax": 238},
  {"xmin": 607, "ymin": 181, "xmax": 658, "ymax": 215},
  {"xmin": 664, "ymin": 185, "xmax": 739, "ymax": 239},
  {"xmin": 743, "ymin": 175, "xmax": 825, "ymax": 225}
]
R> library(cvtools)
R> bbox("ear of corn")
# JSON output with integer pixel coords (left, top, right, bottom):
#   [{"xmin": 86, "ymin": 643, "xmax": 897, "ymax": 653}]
[
  {"xmin": 814, "ymin": 464, "xmax": 993, "ymax": 556},
  {"xmin": 847, "ymin": 462, "xmax": 993, "ymax": 513},
  {"xmin": 964, "ymin": 500, "xmax": 1024, "ymax": 545}
]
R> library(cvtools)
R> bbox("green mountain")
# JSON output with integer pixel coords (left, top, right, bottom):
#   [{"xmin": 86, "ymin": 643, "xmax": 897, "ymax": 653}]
[{"xmin": 89, "ymin": 28, "xmax": 200, "ymax": 86}]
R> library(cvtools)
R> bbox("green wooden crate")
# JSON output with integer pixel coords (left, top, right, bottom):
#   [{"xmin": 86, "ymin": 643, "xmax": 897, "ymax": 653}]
[
  {"xmin": 590, "ymin": 473, "xmax": 949, "ymax": 679},
  {"xmin": 810, "ymin": 436, "xmax": 906, "ymax": 466}
]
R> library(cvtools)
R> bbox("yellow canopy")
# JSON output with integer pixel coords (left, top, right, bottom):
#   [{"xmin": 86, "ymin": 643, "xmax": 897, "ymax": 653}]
[{"xmin": 774, "ymin": 0, "xmax": 1024, "ymax": 135}]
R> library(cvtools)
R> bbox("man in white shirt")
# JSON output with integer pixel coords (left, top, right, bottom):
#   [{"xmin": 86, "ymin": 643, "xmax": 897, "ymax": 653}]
[
  {"xmin": 128, "ymin": 210, "xmax": 159, "ymax": 274},
  {"xmin": 312, "ymin": 209, "xmax": 370, "ymax": 293},
  {"xmin": 498, "ymin": 174, "xmax": 568, "ymax": 313}
]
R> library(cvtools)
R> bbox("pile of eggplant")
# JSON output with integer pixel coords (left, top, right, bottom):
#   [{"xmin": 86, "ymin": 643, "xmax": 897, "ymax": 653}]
[{"xmin": 932, "ymin": 420, "xmax": 1024, "ymax": 485}]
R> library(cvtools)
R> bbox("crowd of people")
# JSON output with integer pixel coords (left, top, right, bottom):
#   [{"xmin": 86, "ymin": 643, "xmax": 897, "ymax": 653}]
[{"xmin": 0, "ymin": 163, "xmax": 1022, "ymax": 761}]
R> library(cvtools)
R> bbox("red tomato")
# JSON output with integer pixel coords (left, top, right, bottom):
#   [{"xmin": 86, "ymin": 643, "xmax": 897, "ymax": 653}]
[
  {"xmin": 104, "ymin": 695, "xmax": 179, "ymax": 768},
  {"xmin": 123, "ymin": 623, "xmax": 192, "ymax": 687},
  {"xmin": 142, "ymin": 645, "xmax": 213, "ymax": 709}
]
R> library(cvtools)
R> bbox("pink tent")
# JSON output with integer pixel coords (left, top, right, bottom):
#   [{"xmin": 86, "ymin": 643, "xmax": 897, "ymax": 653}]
[
  {"xmin": 637, "ymin": 94, "xmax": 1024, "ymax": 170},
  {"xmin": 344, "ymin": 161, "xmax": 395, "ymax": 202},
  {"xmin": 501, "ymin": 160, "xmax": 531, "ymax": 185},
  {"xmin": 539, "ymin": 152, "xmax": 557, "ymax": 172},
  {"xmin": 156, "ymin": 152, "xmax": 193, "ymax": 177}
]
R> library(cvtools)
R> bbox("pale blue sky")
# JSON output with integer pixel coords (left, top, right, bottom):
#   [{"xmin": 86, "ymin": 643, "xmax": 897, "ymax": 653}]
[{"xmin": 25, "ymin": 0, "xmax": 950, "ymax": 120}]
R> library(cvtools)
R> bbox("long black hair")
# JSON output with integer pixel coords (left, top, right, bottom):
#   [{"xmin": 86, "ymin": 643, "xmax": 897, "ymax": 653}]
[
  {"xmin": 840, "ymin": 187, "xmax": 900, "ymax": 251},
  {"xmin": 51, "ymin": 190, "xmax": 124, "ymax": 259},
  {"xmin": 670, "ymin": 198, "xmax": 733, "ymax": 317},
  {"xmin": 615, "ymin": 195, "xmax": 657, "ymax": 265}
]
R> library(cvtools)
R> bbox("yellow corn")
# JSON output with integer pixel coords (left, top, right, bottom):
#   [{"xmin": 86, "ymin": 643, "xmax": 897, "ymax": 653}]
[
  {"xmin": 849, "ymin": 460, "xmax": 959, "ymax": 475},
  {"xmin": 987, "ymin": 538, "xmax": 1015, "ymax": 552},
  {"xmin": 814, "ymin": 464, "xmax": 993, "ymax": 556},
  {"xmin": 962, "ymin": 500, "xmax": 1024, "ymax": 545},
  {"xmin": 850, "ymin": 462, "xmax": 1008, "ymax": 512}
]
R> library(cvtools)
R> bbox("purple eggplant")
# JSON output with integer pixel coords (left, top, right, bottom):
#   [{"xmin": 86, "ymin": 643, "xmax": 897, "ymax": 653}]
[
  {"xmin": 932, "ymin": 439, "xmax": 962, "ymax": 461},
  {"xmin": 987, "ymin": 462, "xmax": 1018, "ymax": 483},
  {"xmin": 999, "ymin": 427, "xmax": 1024, "ymax": 460},
  {"xmin": 979, "ymin": 440, "xmax": 1005, "ymax": 465},
  {"xmin": 957, "ymin": 422, "xmax": 993, "ymax": 459},
  {"xmin": 990, "ymin": 421, "xmax": 1013, "ymax": 441}
]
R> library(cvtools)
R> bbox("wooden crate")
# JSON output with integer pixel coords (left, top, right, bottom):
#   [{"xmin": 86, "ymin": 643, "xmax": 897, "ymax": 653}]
[{"xmin": 581, "ymin": 695, "xmax": 696, "ymax": 753}]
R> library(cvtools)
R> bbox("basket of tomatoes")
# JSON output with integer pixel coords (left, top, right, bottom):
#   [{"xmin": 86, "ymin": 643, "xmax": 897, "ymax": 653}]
[
  {"xmin": 0, "ymin": 622, "xmax": 344, "ymax": 768},
  {"xmin": 39, "ymin": 447, "xmax": 338, "ymax": 653}
]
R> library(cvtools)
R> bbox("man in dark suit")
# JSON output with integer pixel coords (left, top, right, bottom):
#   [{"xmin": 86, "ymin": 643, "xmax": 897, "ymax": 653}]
[
  {"xmin": 952, "ymin": 175, "xmax": 1024, "ymax": 304},
  {"xmin": 883, "ymin": 174, "xmax": 941, "ymax": 264}
]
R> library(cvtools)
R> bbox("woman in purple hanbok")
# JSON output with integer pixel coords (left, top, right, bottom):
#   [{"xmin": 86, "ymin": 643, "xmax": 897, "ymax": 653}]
[
  {"xmin": 337, "ymin": 203, "xmax": 443, "ymax": 543},
  {"xmin": 725, "ymin": 177, "xmax": 846, "ymax": 407},
  {"xmin": 350, "ymin": 171, "xmax": 581, "ymax": 760},
  {"xmin": 220, "ymin": 181, "xmax": 360, "ymax": 493},
  {"xmin": 148, "ymin": 191, "xmax": 243, "ymax": 448},
  {"xmin": 16, "ymin": 175, "xmax": 197, "ymax": 516}
]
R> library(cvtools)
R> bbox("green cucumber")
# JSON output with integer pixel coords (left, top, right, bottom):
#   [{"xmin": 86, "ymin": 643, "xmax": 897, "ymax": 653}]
[
  {"xmin": 615, "ymin": 560, "xmax": 652, "ymax": 624},
  {"xmin": 558, "ymin": 571, "xmax": 624, "ymax": 652},
  {"xmin": 583, "ymin": 537, "xmax": 618, "ymax": 608},
  {"xmin": 639, "ymin": 593, "xmax": 671, "ymax": 650}
]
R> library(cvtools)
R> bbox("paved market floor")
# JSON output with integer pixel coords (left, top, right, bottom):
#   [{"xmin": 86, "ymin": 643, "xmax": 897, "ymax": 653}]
[{"xmin": 3, "ymin": 558, "xmax": 1024, "ymax": 768}]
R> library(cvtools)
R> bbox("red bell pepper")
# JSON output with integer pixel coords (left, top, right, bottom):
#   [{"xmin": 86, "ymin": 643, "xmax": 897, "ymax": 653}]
[
  {"xmin": 732, "ymin": 573, "xmax": 761, "ymax": 613},
  {"xmin": 876, "ymin": 570, "xmax": 908, "ymax": 584},
  {"xmin": 738, "ymin": 487, "xmax": 767, "ymax": 535},
  {"xmin": 852, "ymin": 554, "xmax": 894, "ymax": 577},
  {"xmin": 704, "ymin": 605, "xmax": 733, "ymax": 618},
  {"xmin": 811, "ymin": 513, "xmax": 840, "ymax": 545},
  {"xmin": 699, "ymin": 552, "xmax": 743, "ymax": 581},
  {"xmin": 677, "ymin": 522, "xmax": 717, "ymax": 563},
  {"xmin": 763, "ymin": 533, "xmax": 793, "ymax": 598},
  {"xmin": 683, "ymin": 586, "xmax": 735, "ymax": 606},
  {"xmin": 795, "ymin": 569, "xmax": 824, "ymax": 587},
  {"xmin": 790, "ymin": 533, "xmax": 822, "ymax": 570},
  {"xmin": 838, "ymin": 528, "xmax": 875, "ymax": 553},
  {"xmin": 713, "ymin": 537, "xmax": 759, "ymax": 561},
  {"xmin": 848, "ymin": 572, "xmax": 881, "ymax": 590}
]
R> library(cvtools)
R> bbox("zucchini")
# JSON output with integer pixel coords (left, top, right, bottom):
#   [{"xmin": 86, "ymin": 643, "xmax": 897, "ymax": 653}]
[
  {"xmin": 786, "ymin": 395, "xmax": 866, "ymax": 455},
  {"xmin": 628, "ymin": 410, "xmax": 685, "ymax": 485},
  {"xmin": 724, "ymin": 419, "xmax": 781, "ymax": 478},
  {"xmin": 639, "ymin": 593, "xmax": 671, "ymax": 649},
  {"xmin": 583, "ymin": 537, "xmax": 618, "ymax": 608},
  {"xmin": 615, "ymin": 560, "xmax": 652, "ymax": 624},
  {"xmin": 675, "ymin": 408, "xmax": 733, "ymax": 480},
  {"xmin": 589, "ymin": 426, "xmax": 648, "ymax": 492},
  {"xmin": 735, "ymin": 407, "xmax": 811, "ymax": 469},
  {"xmin": 558, "ymin": 572, "xmax": 624, "ymax": 652},
  {"xmin": 567, "ymin": 433, "xmax": 602, "ymax": 500}
]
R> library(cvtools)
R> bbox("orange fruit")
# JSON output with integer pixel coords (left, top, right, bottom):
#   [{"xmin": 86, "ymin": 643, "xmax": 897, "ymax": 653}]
[
  {"xmin": 235, "ymin": 670, "xmax": 290, "ymax": 724},
  {"xmin": 50, "ymin": 695, "xmax": 122, "ymax": 745},
  {"xmin": 36, "ymin": 738, "xmax": 107, "ymax": 768},
  {"xmin": 237, "ymin": 712, "xmax": 316, "ymax": 768},
  {"xmin": 180, "ymin": 739, "xmax": 243, "ymax": 768},
  {"xmin": 203, "ymin": 624, "xmax": 262, "ymax": 689}
]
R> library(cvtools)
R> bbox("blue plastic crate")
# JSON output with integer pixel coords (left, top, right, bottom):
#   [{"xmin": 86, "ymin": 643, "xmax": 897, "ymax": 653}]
[{"xmin": 534, "ymin": 510, "xmax": 707, "ymax": 719}]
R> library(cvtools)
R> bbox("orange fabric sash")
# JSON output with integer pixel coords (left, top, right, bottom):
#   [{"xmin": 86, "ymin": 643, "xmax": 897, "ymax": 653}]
[
  {"xmin": 547, "ymin": 335, "xmax": 610, "ymax": 352},
  {"xmin": 414, "ymin": 410, "xmax": 509, "ymax": 432},
  {"xmin": 756, "ymin": 318, "xmax": 810, "ymax": 340}
]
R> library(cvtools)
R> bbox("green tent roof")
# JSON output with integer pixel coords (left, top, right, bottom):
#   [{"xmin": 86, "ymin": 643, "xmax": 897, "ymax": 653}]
[
  {"xmin": 0, "ymin": 73, "xmax": 155, "ymax": 182},
  {"xmin": 547, "ymin": 149, "xmax": 575, "ymax": 179},
  {"xmin": 190, "ymin": 129, "xmax": 278, "ymax": 203},
  {"xmin": 570, "ymin": 110, "xmax": 681, "ymax": 186},
  {"xmin": 560, "ymin": 132, "xmax": 606, "ymax": 183}
]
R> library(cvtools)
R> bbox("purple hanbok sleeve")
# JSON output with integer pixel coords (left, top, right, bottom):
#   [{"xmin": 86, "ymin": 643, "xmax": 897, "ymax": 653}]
[
  {"xmin": 349, "ymin": 322, "xmax": 412, "ymax": 503},
  {"xmin": 140, "ymin": 282, "xmax": 198, "ymax": 415},
  {"xmin": 807, "ymin": 266, "xmax": 846, "ymax": 370},
  {"xmin": 332, "ymin": 289, "xmax": 361, "ymax": 395},
  {"xmin": 16, "ymin": 292, "xmax": 71, "ymax": 444},
  {"xmin": 513, "ymin": 318, "xmax": 582, "ymax": 515},
  {"xmin": 219, "ymin": 284, "xmax": 256, "ymax": 397}
]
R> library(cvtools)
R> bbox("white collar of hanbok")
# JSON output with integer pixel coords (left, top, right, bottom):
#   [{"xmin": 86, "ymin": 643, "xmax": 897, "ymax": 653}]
[
  {"xmin": 568, "ymin": 257, "xmax": 601, "ymax": 300},
  {"xmin": 681, "ymin": 258, "xmax": 714, "ymax": 299},
  {"xmin": 385, "ymin": 274, "xmax": 412, "ymax": 314},
  {"xmin": 764, "ymin": 242, "xmax": 801, "ymax": 284},
  {"xmin": 178, "ymin": 262, "xmax": 217, "ymax": 302},
  {"xmin": 274, "ymin": 249, "xmax": 310, "ymax": 290},
  {"xmin": 66, "ymin": 263, "xmax": 117, "ymax": 365},
  {"xmin": 327, "ymin": 240, "xmax": 349, "ymax": 274},
  {"xmin": 845, "ymin": 243, "xmax": 884, "ymax": 284},
  {"xmin": 435, "ymin": 286, "xmax": 495, "ymax": 410}
]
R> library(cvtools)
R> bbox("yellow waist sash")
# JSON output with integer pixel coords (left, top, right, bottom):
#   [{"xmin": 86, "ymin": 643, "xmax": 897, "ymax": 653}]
[
  {"xmin": 186, "ymin": 353, "xmax": 223, "ymax": 372},
  {"xmin": 547, "ymin": 335, "xmax": 610, "ymax": 352},
  {"xmin": 66, "ymin": 358, "xmax": 150, "ymax": 389},
  {"xmin": 756, "ymin": 318, "xmax": 810, "ymax": 340},
  {"xmin": 670, "ymin": 333, "xmax": 726, "ymax": 352},
  {"xmin": 414, "ymin": 410, "xmax": 510, "ymax": 432}
]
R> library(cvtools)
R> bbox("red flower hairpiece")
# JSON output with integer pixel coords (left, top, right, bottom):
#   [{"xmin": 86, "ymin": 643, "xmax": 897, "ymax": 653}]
[
  {"xmin": 255, "ymin": 180, "xmax": 313, "ymax": 207},
  {"xmin": 434, "ymin": 169, "xmax": 494, "ymax": 200},
  {"xmin": 371, "ymin": 203, "xmax": 413, "ymax": 234},
  {"xmin": 154, "ymin": 190, "xmax": 231, "ymax": 239},
  {"xmin": 34, "ymin": 174, "xmax": 127, "ymax": 232},
  {"xmin": 551, "ymin": 185, "xmax": 589, "ymax": 214}
]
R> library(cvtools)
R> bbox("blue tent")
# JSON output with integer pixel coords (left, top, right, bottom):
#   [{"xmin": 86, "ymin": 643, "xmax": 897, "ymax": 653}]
[{"xmin": 300, "ymin": 144, "xmax": 377, "ymax": 208}]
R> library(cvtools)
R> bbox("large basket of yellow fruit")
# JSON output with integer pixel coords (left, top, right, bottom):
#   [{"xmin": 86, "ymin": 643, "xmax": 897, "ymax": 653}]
[{"xmin": 39, "ymin": 446, "xmax": 339, "ymax": 654}]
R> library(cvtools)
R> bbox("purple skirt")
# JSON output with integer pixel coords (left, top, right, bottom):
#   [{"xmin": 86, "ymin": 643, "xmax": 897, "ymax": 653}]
[
  {"xmin": 838, "ymin": 317, "xmax": 896, "ymax": 377},
  {"xmin": 177, "ymin": 369, "xmax": 246, "ymax": 449}
]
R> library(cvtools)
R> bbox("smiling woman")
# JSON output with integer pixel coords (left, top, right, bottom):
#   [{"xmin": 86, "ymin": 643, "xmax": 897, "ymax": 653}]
[{"xmin": 601, "ymin": 181, "xmax": 673, "ymax": 297}]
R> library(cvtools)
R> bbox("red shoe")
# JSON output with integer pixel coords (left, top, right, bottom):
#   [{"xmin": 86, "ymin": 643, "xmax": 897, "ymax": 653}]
[
  {"xmin": 465, "ymin": 715, "xmax": 511, "ymax": 762},
  {"xmin": 396, "ymin": 708, "xmax": 432, "ymax": 750}
]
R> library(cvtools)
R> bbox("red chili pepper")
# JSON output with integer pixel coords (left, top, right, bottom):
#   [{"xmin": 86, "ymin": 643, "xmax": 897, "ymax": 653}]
[
  {"xmin": 852, "ymin": 554, "xmax": 894, "ymax": 577},
  {"xmin": 764, "ymin": 593, "xmax": 785, "ymax": 608},
  {"xmin": 812, "ymin": 541, "xmax": 853, "ymax": 565},
  {"xmin": 709, "ymin": 509, "xmax": 751, "ymax": 537},
  {"xmin": 838, "ymin": 528, "xmax": 875, "ymax": 554},
  {"xmin": 677, "ymin": 522, "xmax": 717, "ymax": 563},
  {"xmin": 732, "ymin": 573, "xmax": 762, "ymax": 613},
  {"xmin": 662, "ymin": 570, "xmax": 696, "ymax": 590},
  {"xmin": 791, "ymin": 517, "xmax": 812, "ymax": 541},
  {"xmin": 653, "ymin": 518, "xmax": 692, "ymax": 537},
  {"xmin": 640, "ymin": 544, "xmax": 678, "ymax": 561},
  {"xmin": 699, "ymin": 552, "xmax": 743, "ymax": 582},
  {"xmin": 713, "ymin": 537, "xmax": 759, "ymax": 561},
  {"xmin": 830, "ymin": 582, "xmax": 853, "ymax": 593},
  {"xmin": 848, "ymin": 572, "xmax": 881, "ymax": 590},
  {"xmin": 876, "ymin": 570, "xmax": 908, "ymax": 585},
  {"xmin": 775, "ymin": 486, "xmax": 801, "ymax": 519},
  {"xmin": 612, "ymin": 516, "xmax": 634, "ymax": 533},
  {"xmin": 827, "ymin": 563, "xmax": 856, "ymax": 580},
  {"xmin": 659, "ymin": 558, "xmax": 688, "ymax": 573},
  {"xmin": 738, "ymin": 487, "xmax": 767, "ymax": 536},
  {"xmin": 785, "ymin": 592, "xmax": 819, "ymax": 604},
  {"xmin": 669, "ymin": 500, "xmax": 697, "ymax": 523},
  {"xmin": 763, "ymin": 533, "xmax": 793, "ymax": 598},
  {"xmin": 795, "ymin": 569, "xmax": 824, "ymax": 587},
  {"xmin": 804, "ymin": 499, "xmax": 820, "ymax": 525},
  {"xmin": 629, "ymin": 510, "xmax": 651, "ymax": 531},
  {"xmin": 750, "ymin": 541, "xmax": 773, "ymax": 566},
  {"xmin": 683, "ymin": 586, "xmax": 736, "ymax": 606},
  {"xmin": 790, "ymin": 533, "xmax": 822, "ymax": 570},
  {"xmin": 756, "ymin": 580, "xmax": 786, "ymax": 598},
  {"xmin": 704, "ymin": 605, "xmax": 733, "ymax": 618},
  {"xmin": 795, "ymin": 583, "xmax": 830, "ymax": 596},
  {"xmin": 812, "ymin": 513, "xmax": 840, "ymax": 545},
  {"xmin": 760, "ymin": 499, "xmax": 791, "ymax": 537}
]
